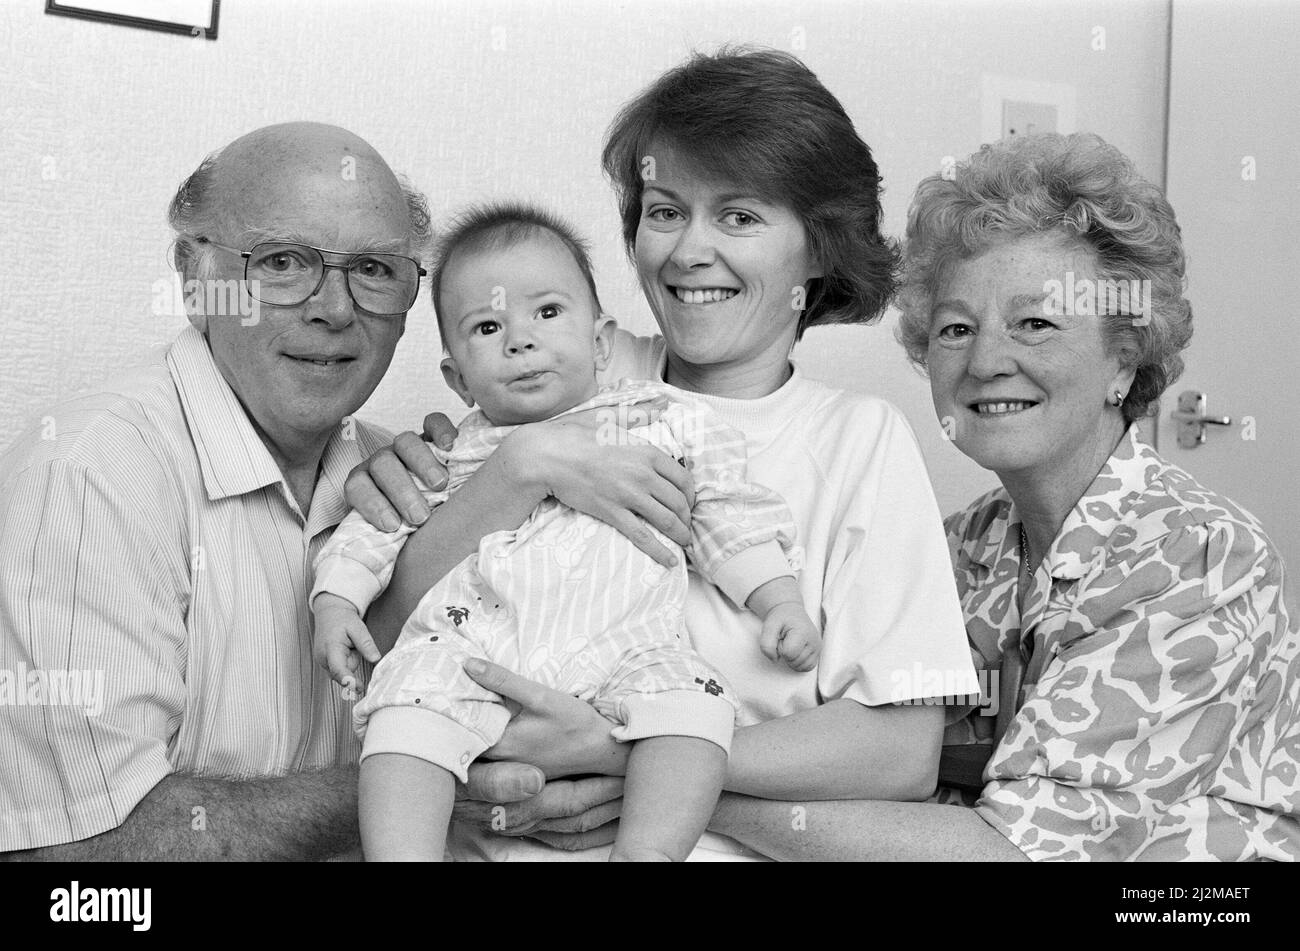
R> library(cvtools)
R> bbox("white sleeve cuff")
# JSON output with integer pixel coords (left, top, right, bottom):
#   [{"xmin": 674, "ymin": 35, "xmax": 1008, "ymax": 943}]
[
  {"xmin": 310, "ymin": 557, "xmax": 384, "ymax": 615},
  {"xmin": 710, "ymin": 539, "xmax": 795, "ymax": 608}
]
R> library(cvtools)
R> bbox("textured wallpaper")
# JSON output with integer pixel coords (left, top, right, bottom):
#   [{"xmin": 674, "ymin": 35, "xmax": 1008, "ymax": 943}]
[{"xmin": 0, "ymin": 0, "xmax": 1169, "ymax": 516}]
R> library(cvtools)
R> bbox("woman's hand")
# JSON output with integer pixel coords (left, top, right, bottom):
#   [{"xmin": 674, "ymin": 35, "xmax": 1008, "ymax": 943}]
[
  {"xmin": 343, "ymin": 413, "xmax": 460, "ymax": 532},
  {"xmin": 498, "ymin": 401, "xmax": 695, "ymax": 568},
  {"xmin": 464, "ymin": 659, "xmax": 631, "ymax": 779},
  {"xmin": 346, "ymin": 402, "xmax": 695, "ymax": 567},
  {"xmin": 450, "ymin": 657, "xmax": 631, "ymax": 851}
]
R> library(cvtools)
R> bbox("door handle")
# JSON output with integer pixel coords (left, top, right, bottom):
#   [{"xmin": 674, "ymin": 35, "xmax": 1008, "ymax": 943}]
[{"xmin": 1170, "ymin": 390, "xmax": 1232, "ymax": 448}]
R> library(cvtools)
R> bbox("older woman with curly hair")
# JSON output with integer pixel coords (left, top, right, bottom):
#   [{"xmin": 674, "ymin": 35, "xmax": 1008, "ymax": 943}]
[{"xmin": 719, "ymin": 132, "xmax": 1299, "ymax": 861}]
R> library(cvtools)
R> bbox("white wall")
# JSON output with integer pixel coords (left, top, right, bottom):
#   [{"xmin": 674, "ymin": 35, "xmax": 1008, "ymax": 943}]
[{"xmin": 0, "ymin": 0, "xmax": 1170, "ymax": 516}]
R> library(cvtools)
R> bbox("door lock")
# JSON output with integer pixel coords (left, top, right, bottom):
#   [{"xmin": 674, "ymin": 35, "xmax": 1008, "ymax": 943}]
[{"xmin": 1170, "ymin": 391, "xmax": 1232, "ymax": 448}]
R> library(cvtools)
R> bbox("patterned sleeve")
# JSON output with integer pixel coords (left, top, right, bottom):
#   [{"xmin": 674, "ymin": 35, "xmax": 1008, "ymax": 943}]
[
  {"xmin": 670, "ymin": 401, "xmax": 798, "ymax": 609},
  {"xmin": 310, "ymin": 481, "xmax": 450, "ymax": 615},
  {"xmin": 976, "ymin": 518, "xmax": 1300, "ymax": 861},
  {"xmin": 941, "ymin": 495, "xmax": 1008, "ymax": 739}
]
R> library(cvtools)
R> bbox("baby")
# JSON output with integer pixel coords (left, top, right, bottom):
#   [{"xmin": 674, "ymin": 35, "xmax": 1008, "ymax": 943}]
[{"xmin": 311, "ymin": 203, "xmax": 821, "ymax": 862}]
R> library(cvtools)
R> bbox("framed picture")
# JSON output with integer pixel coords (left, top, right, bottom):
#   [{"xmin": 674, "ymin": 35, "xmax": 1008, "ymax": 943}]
[{"xmin": 45, "ymin": 0, "xmax": 220, "ymax": 39}]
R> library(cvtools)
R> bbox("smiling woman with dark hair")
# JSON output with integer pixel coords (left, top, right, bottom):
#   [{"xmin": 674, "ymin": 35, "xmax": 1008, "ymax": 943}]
[
  {"xmin": 344, "ymin": 46, "xmax": 980, "ymax": 861},
  {"xmin": 601, "ymin": 46, "xmax": 898, "ymax": 338}
]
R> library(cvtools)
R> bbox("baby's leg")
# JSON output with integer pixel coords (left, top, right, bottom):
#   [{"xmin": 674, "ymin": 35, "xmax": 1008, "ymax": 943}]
[
  {"xmin": 611, "ymin": 735, "xmax": 726, "ymax": 862},
  {"xmin": 592, "ymin": 640, "xmax": 739, "ymax": 861},
  {"xmin": 360, "ymin": 753, "xmax": 455, "ymax": 861},
  {"xmin": 354, "ymin": 570, "xmax": 513, "ymax": 862}
]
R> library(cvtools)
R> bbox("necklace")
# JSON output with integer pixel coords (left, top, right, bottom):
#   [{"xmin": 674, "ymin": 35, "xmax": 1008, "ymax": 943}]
[{"xmin": 1019, "ymin": 525, "xmax": 1032, "ymax": 576}]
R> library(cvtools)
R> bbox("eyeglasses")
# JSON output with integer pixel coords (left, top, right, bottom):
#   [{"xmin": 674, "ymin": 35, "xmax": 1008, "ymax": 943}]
[{"xmin": 196, "ymin": 238, "xmax": 426, "ymax": 317}]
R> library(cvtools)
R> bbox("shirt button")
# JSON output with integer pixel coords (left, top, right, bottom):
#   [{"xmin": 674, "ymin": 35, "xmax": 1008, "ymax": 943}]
[{"xmin": 459, "ymin": 753, "xmax": 471, "ymax": 765}]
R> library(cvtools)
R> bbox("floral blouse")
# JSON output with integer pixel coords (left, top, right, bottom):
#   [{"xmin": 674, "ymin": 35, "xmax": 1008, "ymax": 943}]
[{"xmin": 943, "ymin": 426, "xmax": 1300, "ymax": 860}]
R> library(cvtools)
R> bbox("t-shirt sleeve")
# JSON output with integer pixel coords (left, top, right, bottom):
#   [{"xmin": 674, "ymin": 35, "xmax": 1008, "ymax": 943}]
[
  {"xmin": 0, "ymin": 460, "xmax": 187, "ymax": 851},
  {"xmin": 817, "ymin": 405, "xmax": 979, "ymax": 708},
  {"xmin": 975, "ymin": 519, "xmax": 1300, "ymax": 861}
]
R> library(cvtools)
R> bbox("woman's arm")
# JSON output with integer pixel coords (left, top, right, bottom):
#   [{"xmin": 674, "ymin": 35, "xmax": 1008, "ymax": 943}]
[
  {"xmin": 447, "ymin": 701, "xmax": 955, "ymax": 857},
  {"xmin": 710, "ymin": 794, "xmax": 1027, "ymax": 861},
  {"xmin": 452, "ymin": 662, "xmax": 948, "ymax": 857},
  {"xmin": 463, "ymin": 660, "xmax": 942, "ymax": 800},
  {"xmin": 726, "ymin": 699, "xmax": 943, "ymax": 801}
]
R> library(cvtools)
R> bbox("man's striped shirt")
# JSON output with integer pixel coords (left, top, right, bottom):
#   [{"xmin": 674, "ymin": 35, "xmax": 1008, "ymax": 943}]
[{"xmin": 0, "ymin": 326, "xmax": 389, "ymax": 850}]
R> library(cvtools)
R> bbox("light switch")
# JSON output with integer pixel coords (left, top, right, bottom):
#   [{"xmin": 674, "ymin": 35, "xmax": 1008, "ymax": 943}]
[
  {"xmin": 980, "ymin": 75, "xmax": 1076, "ymax": 144},
  {"xmin": 1002, "ymin": 100, "xmax": 1059, "ymax": 138}
]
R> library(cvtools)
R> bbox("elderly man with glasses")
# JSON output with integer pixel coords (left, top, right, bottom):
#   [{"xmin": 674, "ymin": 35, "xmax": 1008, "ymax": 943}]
[{"xmin": 0, "ymin": 122, "xmax": 430, "ymax": 860}]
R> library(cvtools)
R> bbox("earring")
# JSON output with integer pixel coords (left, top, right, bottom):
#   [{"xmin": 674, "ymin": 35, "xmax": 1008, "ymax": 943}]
[{"xmin": 1111, "ymin": 390, "xmax": 1125, "ymax": 407}]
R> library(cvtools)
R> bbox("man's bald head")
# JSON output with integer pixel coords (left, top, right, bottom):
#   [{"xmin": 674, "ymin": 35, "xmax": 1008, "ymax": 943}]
[
  {"xmin": 164, "ymin": 123, "xmax": 431, "ymax": 465},
  {"xmin": 169, "ymin": 122, "xmax": 431, "ymax": 284}
]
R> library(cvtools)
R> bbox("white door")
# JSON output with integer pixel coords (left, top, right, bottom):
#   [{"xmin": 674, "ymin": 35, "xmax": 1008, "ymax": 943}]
[{"xmin": 1160, "ymin": 0, "xmax": 1300, "ymax": 593}]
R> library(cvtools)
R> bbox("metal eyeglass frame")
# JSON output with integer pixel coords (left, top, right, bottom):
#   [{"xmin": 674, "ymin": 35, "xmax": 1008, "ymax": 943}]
[{"xmin": 195, "ymin": 236, "xmax": 426, "ymax": 317}]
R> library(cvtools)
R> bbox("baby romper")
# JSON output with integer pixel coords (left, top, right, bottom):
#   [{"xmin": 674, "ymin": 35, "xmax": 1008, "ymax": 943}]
[{"xmin": 312, "ymin": 380, "xmax": 800, "ymax": 781}]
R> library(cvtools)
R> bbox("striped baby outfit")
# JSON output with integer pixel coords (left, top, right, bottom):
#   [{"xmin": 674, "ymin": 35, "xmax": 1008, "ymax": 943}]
[{"xmin": 312, "ymin": 380, "xmax": 800, "ymax": 781}]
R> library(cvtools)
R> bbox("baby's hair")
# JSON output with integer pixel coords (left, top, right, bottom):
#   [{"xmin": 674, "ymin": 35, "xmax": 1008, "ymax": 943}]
[{"xmin": 429, "ymin": 201, "xmax": 604, "ymax": 347}]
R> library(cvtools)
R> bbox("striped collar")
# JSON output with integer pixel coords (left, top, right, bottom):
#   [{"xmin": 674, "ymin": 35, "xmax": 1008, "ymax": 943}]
[{"xmin": 165, "ymin": 326, "xmax": 364, "ymax": 524}]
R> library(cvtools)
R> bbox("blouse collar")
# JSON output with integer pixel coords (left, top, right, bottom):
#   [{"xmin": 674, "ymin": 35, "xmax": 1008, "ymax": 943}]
[{"xmin": 970, "ymin": 425, "xmax": 1160, "ymax": 581}]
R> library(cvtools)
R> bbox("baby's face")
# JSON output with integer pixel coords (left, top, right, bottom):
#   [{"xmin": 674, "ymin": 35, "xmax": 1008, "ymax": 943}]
[{"xmin": 439, "ymin": 232, "xmax": 614, "ymax": 426}]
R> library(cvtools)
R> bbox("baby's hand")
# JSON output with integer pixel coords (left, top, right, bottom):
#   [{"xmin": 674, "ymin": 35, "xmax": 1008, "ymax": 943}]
[
  {"xmin": 758, "ymin": 602, "xmax": 822, "ymax": 672},
  {"xmin": 311, "ymin": 593, "xmax": 381, "ymax": 689}
]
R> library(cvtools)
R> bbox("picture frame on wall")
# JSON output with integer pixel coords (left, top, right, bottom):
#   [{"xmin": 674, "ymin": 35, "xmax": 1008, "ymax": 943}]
[{"xmin": 45, "ymin": 0, "xmax": 220, "ymax": 39}]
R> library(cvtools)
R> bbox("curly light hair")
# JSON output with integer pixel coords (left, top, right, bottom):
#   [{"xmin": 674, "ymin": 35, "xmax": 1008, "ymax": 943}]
[{"xmin": 895, "ymin": 132, "xmax": 1192, "ymax": 423}]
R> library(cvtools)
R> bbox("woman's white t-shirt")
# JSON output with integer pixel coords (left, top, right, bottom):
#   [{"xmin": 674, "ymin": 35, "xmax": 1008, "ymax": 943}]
[{"xmin": 448, "ymin": 332, "xmax": 977, "ymax": 861}]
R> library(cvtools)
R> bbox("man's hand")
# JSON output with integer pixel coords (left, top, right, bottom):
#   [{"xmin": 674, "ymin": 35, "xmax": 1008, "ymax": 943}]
[
  {"xmin": 453, "ymin": 762, "xmax": 624, "ymax": 848},
  {"xmin": 344, "ymin": 413, "xmax": 459, "ymax": 532},
  {"xmin": 311, "ymin": 593, "xmax": 380, "ymax": 687},
  {"xmin": 463, "ymin": 659, "xmax": 630, "ymax": 779}
]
